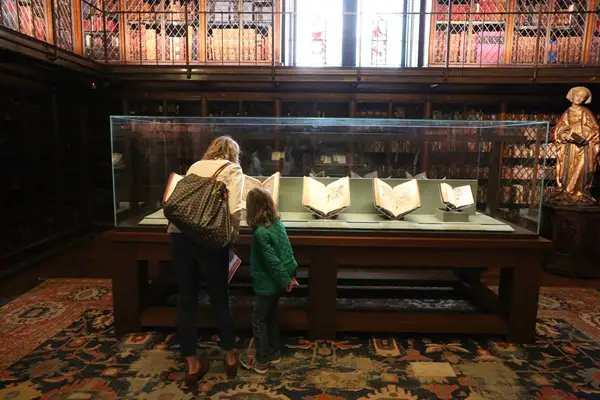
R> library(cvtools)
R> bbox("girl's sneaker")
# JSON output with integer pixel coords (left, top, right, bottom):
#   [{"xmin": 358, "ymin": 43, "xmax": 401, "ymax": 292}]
[
  {"xmin": 239, "ymin": 351, "xmax": 268, "ymax": 374},
  {"xmin": 267, "ymin": 351, "xmax": 281, "ymax": 365}
]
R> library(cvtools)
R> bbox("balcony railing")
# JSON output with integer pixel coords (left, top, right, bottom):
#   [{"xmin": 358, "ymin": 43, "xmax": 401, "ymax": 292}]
[{"xmin": 2, "ymin": 0, "xmax": 599, "ymax": 67}]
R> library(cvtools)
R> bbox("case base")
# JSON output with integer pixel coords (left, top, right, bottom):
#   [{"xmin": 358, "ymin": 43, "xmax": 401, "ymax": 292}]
[{"xmin": 435, "ymin": 208, "xmax": 470, "ymax": 222}]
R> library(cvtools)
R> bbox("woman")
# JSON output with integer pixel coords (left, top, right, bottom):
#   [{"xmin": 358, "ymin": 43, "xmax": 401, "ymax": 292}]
[
  {"xmin": 168, "ymin": 136, "xmax": 243, "ymax": 389},
  {"xmin": 552, "ymin": 86, "xmax": 600, "ymax": 204}
]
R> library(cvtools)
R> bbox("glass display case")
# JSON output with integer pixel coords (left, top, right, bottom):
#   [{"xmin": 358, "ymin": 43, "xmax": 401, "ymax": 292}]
[{"xmin": 110, "ymin": 117, "xmax": 549, "ymax": 235}]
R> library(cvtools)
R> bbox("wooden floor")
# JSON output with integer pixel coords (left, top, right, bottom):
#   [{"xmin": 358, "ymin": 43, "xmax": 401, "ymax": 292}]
[{"xmin": 1, "ymin": 234, "xmax": 599, "ymax": 301}]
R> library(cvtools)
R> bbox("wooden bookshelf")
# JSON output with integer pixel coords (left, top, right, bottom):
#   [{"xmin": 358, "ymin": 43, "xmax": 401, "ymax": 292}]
[
  {"xmin": 429, "ymin": 0, "xmax": 510, "ymax": 65},
  {"xmin": 0, "ymin": 0, "xmax": 50, "ymax": 42},
  {"xmin": 429, "ymin": 0, "xmax": 593, "ymax": 66},
  {"xmin": 98, "ymin": 0, "xmax": 281, "ymax": 64}
]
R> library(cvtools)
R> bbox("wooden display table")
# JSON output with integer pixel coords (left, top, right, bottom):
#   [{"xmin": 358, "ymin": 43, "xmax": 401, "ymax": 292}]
[{"xmin": 104, "ymin": 227, "xmax": 549, "ymax": 344}]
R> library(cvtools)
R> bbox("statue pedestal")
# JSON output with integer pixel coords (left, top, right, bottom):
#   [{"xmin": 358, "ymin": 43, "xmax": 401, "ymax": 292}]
[{"xmin": 541, "ymin": 203, "xmax": 600, "ymax": 278}]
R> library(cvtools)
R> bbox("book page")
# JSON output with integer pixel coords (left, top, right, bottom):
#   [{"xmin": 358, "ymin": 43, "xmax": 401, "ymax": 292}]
[
  {"xmin": 373, "ymin": 178, "xmax": 394, "ymax": 214},
  {"xmin": 325, "ymin": 177, "xmax": 350, "ymax": 215},
  {"xmin": 302, "ymin": 176, "xmax": 327, "ymax": 214},
  {"xmin": 391, "ymin": 179, "xmax": 421, "ymax": 217},
  {"xmin": 452, "ymin": 185, "xmax": 475, "ymax": 209},
  {"xmin": 242, "ymin": 175, "xmax": 263, "ymax": 207},
  {"xmin": 163, "ymin": 173, "xmax": 184, "ymax": 203},
  {"xmin": 440, "ymin": 182, "xmax": 455, "ymax": 207},
  {"xmin": 262, "ymin": 172, "xmax": 280, "ymax": 206}
]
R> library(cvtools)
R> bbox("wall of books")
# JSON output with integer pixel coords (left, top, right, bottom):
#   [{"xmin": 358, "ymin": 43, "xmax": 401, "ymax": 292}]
[
  {"xmin": 0, "ymin": 0, "xmax": 75, "ymax": 50},
  {"xmin": 80, "ymin": 0, "xmax": 277, "ymax": 63},
  {"xmin": 429, "ymin": 0, "xmax": 595, "ymax": 65},
  {"xmin": 1, "ymin": 0, "xmax": 50, "ymax": 41},
  {"xmin": 4, "ymin": 0, "xmax": 600, "ymax": 66}
]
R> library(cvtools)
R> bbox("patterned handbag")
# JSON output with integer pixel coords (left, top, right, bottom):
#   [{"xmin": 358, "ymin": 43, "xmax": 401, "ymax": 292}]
[{"xmin": 163, "ymin": 162, "xmax": 232, "ymax": 249}]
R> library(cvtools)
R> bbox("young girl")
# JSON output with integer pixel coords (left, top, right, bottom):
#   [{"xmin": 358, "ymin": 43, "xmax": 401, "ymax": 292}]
[{"xmin": 240, "ymin": 187, "xmax": 298, "ymax": 374}]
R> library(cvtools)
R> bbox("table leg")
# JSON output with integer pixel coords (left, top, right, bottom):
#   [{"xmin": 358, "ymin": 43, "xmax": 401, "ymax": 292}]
[
  {"xmin": 500, "ymin": 256, "xmax": 542, "ymax": 344},
  {"xmin": 110, "ymin": 242, "xmax": 146, "ymax": 337},
  {"xmin": 308, "ymin": 249, "xmax": 337, "ymax": 340}
]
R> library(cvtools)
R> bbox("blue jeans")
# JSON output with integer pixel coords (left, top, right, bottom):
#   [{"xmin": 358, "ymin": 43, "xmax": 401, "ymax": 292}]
[
  {"xmin": 171, "ymin": 233, "xmax": 236, "ymax": 357},
  {"xmin": 252, "ymin": 294, "xmax": 281, "ymax": 364}
]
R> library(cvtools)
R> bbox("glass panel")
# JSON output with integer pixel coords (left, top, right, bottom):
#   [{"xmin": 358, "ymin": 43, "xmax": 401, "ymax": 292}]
[
  {"xmin": 110, "ymin": 117, "xmax": 548, "ymax": 235},
  {"xmin": 55, "ymin": 0, "xmax": 74, "ymax": 51},
  {"xmin": 82, "ymin": 0, "xmax": 105, "ymax": 61},
  {"xmin": 0, "ymin": 0, "xmax": 48, "ymax": 41},
  {"xmin": 294, "ymin": 0, "xmax": 343, "ymax": 66},
  {"xmin": 357, "ymin": 0, "xmax": 404, "ymax": 67},
  {"xmin": 588, "ymin": 0, "xmax": 600, "ymax": 64}
]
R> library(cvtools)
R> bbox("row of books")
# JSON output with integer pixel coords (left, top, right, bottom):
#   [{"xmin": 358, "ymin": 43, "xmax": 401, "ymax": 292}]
[
  {"xmin": 511, "ymin": 36, "xmax": 583, "ymax": 64},
  {"xmin": 1, "ymin": 1, "xmax": 47, "ymax": 41},
  {"xmin": 166, "ymin": 170, "xmax": 476, "ymax": 222},
  {"xmin": 515, "ymin": 4, "xmax": 582, "ymax": 29},
  {"xmin": 430, "ymin": 141, "xmax": 493, "ymax": 152},
  {"xmin": 118, "ymin": 0, "xmax": 273, "ymax": 22},
  {"xmin": 503, "ymin": 143, "xmax": 559, "ymax": 159},
  {"xmin": 431, "ymin": 32, "xmax": 585, "ymax": 65},
  {"xmin": 246, "ymin": 174, "xmax": 476, "ymax": 219},
  {"xmin": 431, "ymin": 31, "xmax": 504, "ymax": 65},
  {"xmin": 434, "ymin": 0, "xmax": 508, "ymax": 21},
  {"xmin": 122, "ymin": 0, "xmax": 189, "ymax": 22},
  {"xmin": 428, "ymin": 165, "xmax": 490, "ymax": 179},
  {"xmin": 502, "ymin": 165, "xmax": 549, "ymax": 180},
  {"xmin": 207, "ymin": 27, "xmax": 273, "ymax": 62},
  {"xmin": 127, "ymin": 26, "xmax": 194, "ymax": 62}
]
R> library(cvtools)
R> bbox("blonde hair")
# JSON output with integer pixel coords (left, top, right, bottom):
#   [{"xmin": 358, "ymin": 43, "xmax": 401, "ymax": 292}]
[
  {"xmin": 246, "ymin": 187, "xmax": 279, "ymax": 229},
  {"xmin": 567, "ymin": 86, "xmax": 592, "ymax": 104},
  {"xmin": 202, "ymin": 136, "xmax": 240, "ymax": 164}
]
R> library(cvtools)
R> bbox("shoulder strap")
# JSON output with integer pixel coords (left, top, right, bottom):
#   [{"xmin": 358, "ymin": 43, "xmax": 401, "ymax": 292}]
[{"xmin": 210, "ymin": 161, "xmax": 233, "ymax": 180}]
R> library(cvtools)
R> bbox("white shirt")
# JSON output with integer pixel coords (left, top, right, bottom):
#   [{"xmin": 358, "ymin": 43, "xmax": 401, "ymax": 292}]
[{"xmin": 167, "ymin": 159, "xmax": 244, "ymax": 238}]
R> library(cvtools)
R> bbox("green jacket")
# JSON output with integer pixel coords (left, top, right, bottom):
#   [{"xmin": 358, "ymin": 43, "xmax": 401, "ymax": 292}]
[{"xmin": 250, "ymin": 219, "xmax": 298, "ymax": 295}]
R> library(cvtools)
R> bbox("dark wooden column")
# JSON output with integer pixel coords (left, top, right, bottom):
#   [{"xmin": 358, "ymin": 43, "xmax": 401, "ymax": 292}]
[
  {"xmin": 342, "ymin": 0, "xmax": 358, "ymax": 67},
  {"xmin": 110, "ymin": 241, "xmax": 146, "ymax": 336},
  {"xmin": 308, "ymin": 249, "xmax": 337, "ymax": 339}
]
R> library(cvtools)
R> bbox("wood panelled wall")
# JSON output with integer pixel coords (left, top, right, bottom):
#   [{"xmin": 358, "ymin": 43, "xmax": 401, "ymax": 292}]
[{"xmin": 0, "ymin": 50, "xmax": 115, "ymax": 277}]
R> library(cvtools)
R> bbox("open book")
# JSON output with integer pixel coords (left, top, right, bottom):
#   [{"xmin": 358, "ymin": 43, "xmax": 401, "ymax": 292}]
[
  {"xmin": 302, "ymin": 176, "xmax": 351, "ymax": 218},
  {"xmin": 440, "ymin": 183, "xmax": 475, "ymax": 210},
  {"xmin": 162, "ymin": 172, "xmax": 184, "ymax": 204},
  {"xmin": 406, "ymin": 171, "xmax": 427, "ymax": 180},
  {"xmin": 373, "ymin": 178, "xmax": 421, "ymax": 219},
  {"xmin": 112, "ymin": 153, "xmax": 123, "ymax": 166},
  {"xmin": 350, "ymin": 171, "xmax": 381, "ymax": 179},
  {"xmin": 242, "ymin": 172, "xmax": 280, "ymax": 208}
]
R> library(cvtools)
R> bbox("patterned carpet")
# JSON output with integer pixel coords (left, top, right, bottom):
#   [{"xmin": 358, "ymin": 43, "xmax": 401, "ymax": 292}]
[{"xmin": 2, "ymin": 279, "xmax": 600, "ymax": 399}]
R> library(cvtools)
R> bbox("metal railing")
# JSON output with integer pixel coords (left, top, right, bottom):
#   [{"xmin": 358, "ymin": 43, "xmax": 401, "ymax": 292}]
[{"xmin": 2, "ymin": 1, "xmax": 600, "ymax": 67}]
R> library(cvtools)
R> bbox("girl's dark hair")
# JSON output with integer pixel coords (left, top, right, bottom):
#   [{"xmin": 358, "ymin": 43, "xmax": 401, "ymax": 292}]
[{"xmin": 246, "ymin": 187, "xmax": 279, "ymax": 229}]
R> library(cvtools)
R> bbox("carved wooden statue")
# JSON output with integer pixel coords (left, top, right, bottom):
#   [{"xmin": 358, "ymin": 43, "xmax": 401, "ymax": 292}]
[{"xmin": 549, "ymin": 86, "xmax": 600, "ymax": 205}]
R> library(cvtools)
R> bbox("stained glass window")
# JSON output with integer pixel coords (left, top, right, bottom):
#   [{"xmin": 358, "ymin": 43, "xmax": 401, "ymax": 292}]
[
  {"xmin": 295, "ymin": 0, "xmax": 343, "ymax": 66},
  {"xmin": 357, "ymin": 0, "xmax": 404, "ymax": 67}
]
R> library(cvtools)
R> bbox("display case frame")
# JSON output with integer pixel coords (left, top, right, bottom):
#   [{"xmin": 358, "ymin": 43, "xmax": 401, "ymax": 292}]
[{"xmin": 110, "ymin": 116, "xmax": 550, "ymax": 235}]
